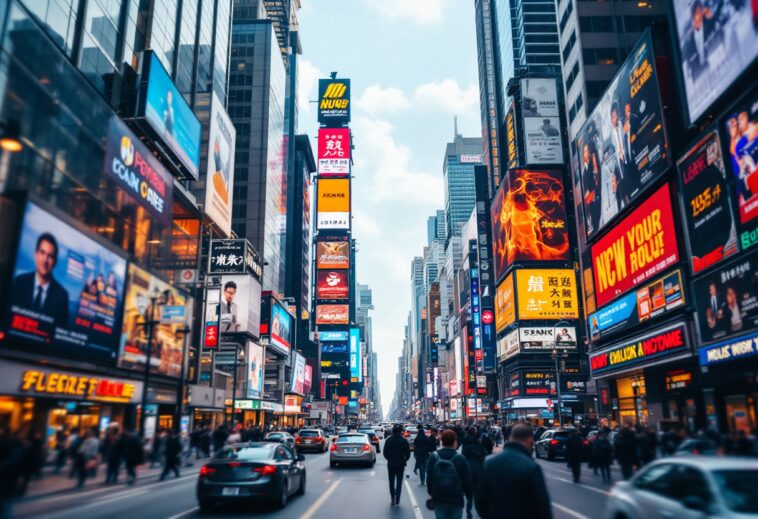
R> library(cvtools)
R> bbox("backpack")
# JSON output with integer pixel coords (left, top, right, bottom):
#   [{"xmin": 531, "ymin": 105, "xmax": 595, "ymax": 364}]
[{"xmin": 430, "ymin": 453, "xmax": 462, "ymax": 501}]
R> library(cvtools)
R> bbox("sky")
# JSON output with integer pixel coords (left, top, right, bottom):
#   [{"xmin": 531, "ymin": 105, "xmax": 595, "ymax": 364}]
[{"xmin": 298, "ymin": 0, "xmax": 480, "ymax": 416}]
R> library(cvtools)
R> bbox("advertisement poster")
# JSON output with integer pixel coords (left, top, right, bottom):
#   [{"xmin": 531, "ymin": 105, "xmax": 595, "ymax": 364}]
[
  {"xmin": 316, "ymin": 270, "xmax": 349, "ymax": 300},
  {"xmin": 497, "ymin": 329, "xmax": 520, "ymax": 361},
  {"xmin": 142, "ymin": 52, "xmax": 201, "ymax": 178},
  {"xmin": 723, "ymin": 88, "xmax": 758, "ymax": 230},
  {"xmin": 319, "ymin": 330, "xmax": 348, "ymax": 354},
  {"xmin": 205, "ymin": 93, "xmax": 236, "ymax": 236},
  {"xmin": 202, "ymin": 287, "xmax": 220, "ymax": 349},
  {"xmin": 699, "ymin": 329, "xmax": 758, "ymax": 367},
  {"xmin": 304, "ymin": 364, "xmax": 313, "ymax": 394},
  {"xmin": 318, "ymin": 79, "xmax": 351, "ymax": 126},
  {"xmin": 318, "ymin": 128, "xmax": 351, "ymax": 176},
  {"xmin": 589, "ymin": 269, "xmax": 685, "ymax": 342},
  {"xmin": 5, "ymin": 203, "xmax": 127, "ymax": 363},
  {"xmin": 103, "ymin": 116, "xmax": 173, "ymax": 225},
  {"xmin": 495, "ymin": 274, "xmax": 516, "ymax": 332},
  {"xmin": 694, "ymin": 251, "xmax": 758, "ymax": 343},
  {"xmin": 118, "ymin": 264, "xmax": 191, "ymax": 377},
  {"xmin": 269, "ymin": 302, "xmax": 293, "ymax": 354},
  {"xmin": 246, "ymin": 342, "xmax": 264, "ymax": 399},
  {"xmin": 317, "ymin": 241, "xmax": 350, "ymax": 269},
  {"xmin": 519, "ymin": 326, "xmax": 577, "ymax": 351},
  {"xmin": 678, "ymin": 131, "xmax": 738, "ymax": 273},
  {"xmin": 316, "ymin": 304, "xmax": 349, "ymax": 325},
  {"xmin": 591, "ymin": 183, "xmax": 680, "ymax": 307},
  {"xmin": 491, "ymin": 170, "xmax": 569, "ymax": 279},
  {"xmin": 672, "ymin": 0, "xmax": 758, "ymax": 123},
  {"xmin": 576, "ymin": 33, "xmax": 670, "ymax": 238},
  {"xmin": 349, "ymin": 328, "xmax": 362, "ymax": 383},
  {"xmin": 290, "ymin": 353, "xmax": 306, "ymax": 395},
  {"xmin": 521, "ymin": 77, "xmax": 563, "ymax": 164},
  {"xmin": 213, "ymin": 275, "xmax": 261, "ymax": 337},
  {"xmin": 515, "ymin": 268, "xmax": 579, "ymax": 320},
  {"xmin": 317, "ymin": 178, "xmax": 350, "ymax": 230}
]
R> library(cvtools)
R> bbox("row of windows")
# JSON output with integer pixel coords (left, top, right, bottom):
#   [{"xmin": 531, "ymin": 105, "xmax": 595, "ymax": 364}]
[
  {"xmin": 565, "ymin": 60, "xmax": 580, "ymax": 92},
  {"xmin": 568, "ymin": 94, "xmax": 583, "ymax": 123},
  {"xmin": 562, "ymin": 29, "xmax": 576, "ymax": 61},
  {"xmin": 582, "ymin": 47, "xmax": 617, "ymax": 66},
  {"xmin": 579, "ymin": 16, "xmax": 614, "ymax": 33},
  {"xmin": 558, "ymin": 0, "xmax": 573, "ymax": 33}
]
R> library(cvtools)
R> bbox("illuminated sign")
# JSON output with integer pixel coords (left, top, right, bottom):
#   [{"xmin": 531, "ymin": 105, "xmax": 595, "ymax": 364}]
[
  {"xmin": 317, "ymin": 178, "xmax": 350, "ymax": 230},
  {"xmin": 519, "ymin": 326, "xmax": 577, "ymax": 351},
  {"xmin": 664, "ymin": 369, "xmax": 692, "ymax": 391},
  {"xmin": 316, "ymin": 305, "xmax": 349, "ymax": 325},
  {"xmin": 495, "ymin": 274, "xmax": 516, "ymax": 332},
  {"xmin": 497, "ymin": 329, "xmax": 519, "ymax": 361},
  {"xmin": 350, "ymin": 328, "xmax": 362, "ymax": 383},
  {"xmin": 318, "ymin": 128, "xmax": 350, "ymax": 176},
  {"xmin": 316, "ymin": 270, "xmax": 350, "ymax": 300},
  {"xmin": 318, "ymin": 79, "xmax": 351, "ymax": 126},
  {"xmin": 699, "ymin": 330, "xmax": 758, "ymax": 366},
  {"xmin": 284, "ymin": 395, "xmax": 302, "ymax": 414},
  {"xmin": 20, "ymin": 370, "xmax": 138, "ymax": 402},
  {"xmin": 506, "ymin": 100, "xmax": 518, "ymax": 169},
  {"xmin": 515, "ymin": 268, "xmax": 578, "ymax": 320},
  {"xmin": 317, "ymin": 241, "xmax": 350, "ymax": 269}
]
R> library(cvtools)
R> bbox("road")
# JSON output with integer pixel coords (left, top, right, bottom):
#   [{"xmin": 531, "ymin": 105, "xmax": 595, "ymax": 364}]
[{"xmin": 14, "ymin": 443, "xmax": 612, "ymax": 519}]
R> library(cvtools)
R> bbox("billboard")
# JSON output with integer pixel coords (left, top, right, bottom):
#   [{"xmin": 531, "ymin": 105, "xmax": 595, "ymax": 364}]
[
  {"xmin": 317, "ymin": 241, "xmax": 350, "ymax": 269},
  {"xmin": 519, "ymin": 326, "xmax": 577, "ymax": 351},
  {"xmin": 723, "ymin": 87, "xmax": 758, "ymax": 238},
  {"xmin": 591, "ymin": 183, "xmax": 680, "ymax": 307},
  {"xmin": 349, "ymin": 328, "xmax": 362, "ymax": 383},
  {"xmin": 118, "ymin": 264, "xmax": 191, "ymax": 377},
  {"xmin": 495, "ymin": 274, "xmax": 516, "ymax": 332},
  {"xmin": 694, "ymin": 250, "xmax": 758, "ymax": 343},
  {"xmin": 677, "ymin": 130, "xmax": 738, "ymax": 273},
  {"xmin": 497, "ymin": 329, "xmax": 519, "ymax": 361},
  {"xmin": 672, "ymin": 0, "xmax": 758, "ymax": 124},
  {"xmin": 316, "ymin": 270, "xmax": 350, "ymax": 300},
  {"xmin": 506, "ymin": 99, "xmax": 519, "ymax": 169},
  {"xmin": 318, "ymin": 128, "xmax": 350, "ymax": 176},
  {"xmin": 290, "ymin": 353, "xmax": 306, "ymax": 395},
  {"xmin": 209, "ymin": 239, "xmax": 260, "ymax": 277},
  {"xmin": 318, "ymin": 79, "xmax": 351, "ymax": 126},
  {"xmin": 317, "ymin": 178, "xmax": 350, "ymax": 230},
  {"xmin": 216, "ymin": 275, "xmax": 261, "ymax": 337},
  {"xmin": 589, "ymin": 269, "xmax": 685, "ymax": 342},
  {"xmin": 491, "ymin": 169, "xmax": 569, "ymax": 279},
  {"xmin": 246, "ymin": 342, "xmax": 264, "ymax": 399},
  {"xmin": 515, "ymin": 268, "xmax": 579, "ymax": 320},
  {"xmin": 521, "ymin": 78, "xmax": 563, "ymax": 165},
  {"xmin": 699, "ymin": 329, "xmax": 758, "ymax": 367},
  {"xmin": 316, "ymin": 304, "xmax": 349, "ymax": 325},
  {"xmin": 205, "ymin": 92, "xmax": 236, "ymax": 236},
  {"xmin": 5, "ymin": 202, "xmax": 127, "ymax": 364},
  {"xmin": 141, "ymin": 52, "xmax": 201, "ymax": 178},
  {"xmin": 268, "ymin": 301, "xmax": 293, "ymax": 355},
  {"xmin": 576, "ymin": 32, "xmax": 670, "ymax": 238},
  {"xmin": 319, "ymin": 330, "xmax": 349, "ymax": 354},
  {"xmin": 304, "ymin": 364, "xmax": 313, "ymax": 394}
]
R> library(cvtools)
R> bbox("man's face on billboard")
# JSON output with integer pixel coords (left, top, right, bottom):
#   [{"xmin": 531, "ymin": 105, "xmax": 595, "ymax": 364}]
[
  {"xmin": 35, "ymin": 239, "xmax": 57, "ymax": 281},
  {"xmin": 224, "ymin": 286, "xmax": 236, "ymax": 304}
]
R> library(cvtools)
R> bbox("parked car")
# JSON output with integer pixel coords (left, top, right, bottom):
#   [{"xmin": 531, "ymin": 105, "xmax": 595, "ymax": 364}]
[
  {"xmin": 604, "ymin": 456, "xmax": 758, "ymax": 519},
  {"xmin": 264, "ymin": 431, "xmax": 296, "ymax": 450},
  {"xmin": 295, "ymin": 429, "xmax": 329, "ymax": 453},
  {"xmin": 675, "ymin": 438, "xmax": 720, "ymax": 456},
  {"xmin": 330, "ymin": 433, "xmax": 376, "ymax": 468},
  {"xmin": 196, "ymin": 442, "xmax": 305, "ymax": 512},
  {"xmin": 535, "ymin": 429, "xmax": 571, "ymax": 461},
  {"xmin": 357, "ymin": 427, "xmax": 381, "ymax": 453}
]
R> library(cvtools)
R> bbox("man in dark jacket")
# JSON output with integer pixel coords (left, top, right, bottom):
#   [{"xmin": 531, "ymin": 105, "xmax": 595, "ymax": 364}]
[
  {"xmin": 159, "ymin": 431, "xmax": 182, "ymax": 480},
  {"xmin": 0, "ymin": 430, "xmax": 22, "ymax": 519},
  {"xmin": 475, "ymin": 424, "xmax": 552, "ymax": 519},
  {"xmin": 383, "ymin": 425, "xmax": 411, "ymax": 506},
  {"xmin": 427, "ymin": 429, "xmax": 472, "ymax": 519},
  {"xmin": 121, "ymin": 430, "xmax": 142, "ymax": 485},
  {"xmin": 461, "ymin": 427, "xmax": 487, "ymax": 519},
  {"xmin": 413, "ymin": 426, "xmax": 432, "ymax": 485},
  {"xmin": 565, "ymin": 429, "xmax": 584, "ymax": 483},
  {"xmin": 615, "ymin": 423, "xmax": 638, "ymax": 480}
]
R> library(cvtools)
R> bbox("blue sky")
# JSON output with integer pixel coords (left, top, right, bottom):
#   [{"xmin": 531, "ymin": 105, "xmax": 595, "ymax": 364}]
[{"xmin": 298, "ymin": 0, "xmax": 480, "ymax": 415}]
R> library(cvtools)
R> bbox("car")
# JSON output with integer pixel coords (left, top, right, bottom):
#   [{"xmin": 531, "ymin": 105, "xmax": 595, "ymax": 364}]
[
  {"xmin": 295, "ymin": 429, "xmax": 329, "ymax": 453},
  {"xmin": 357, "ymin": 427, "xmax": 381, "ymax": 453},
  {"xmin": 535, "ymin": 429, "xmax": 571, "ymax": 460},
  {"xmin": 675, "ymin": 438, "xmax": 720, "ymax": 456},
  {"xmin": 330, "ymin": 433, "xmax": 376, "ymax": 468},
  {"xmin": 374, "ymin": 427, "xmax": 384, "ymax": 440},
  {"xmin": 196, "ymin": 442, "xmax": 306, "ymax": 512},
  {"xmin": 603, "ymin": 456, "xmax": 758, "ymax": 519},
  {"xmin": 264, "ymin": 431, "xmax": 296, "ymax": 450}
]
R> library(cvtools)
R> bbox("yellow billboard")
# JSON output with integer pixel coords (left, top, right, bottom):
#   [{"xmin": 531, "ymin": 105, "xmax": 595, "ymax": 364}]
[
  {"xmin": 515, "ymin": 268, "xmax": 579, "ymax": 320},
  {"xmin": 495, "ymin": 274, "xmax": 516, "ymax": 332},
  {"xmin": 317, "ymin": 178, "xmax": 350, "ymax": 229}
]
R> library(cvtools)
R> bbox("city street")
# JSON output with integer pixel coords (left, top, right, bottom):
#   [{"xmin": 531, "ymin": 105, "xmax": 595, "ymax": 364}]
[{"xmin": 14, "ymin": 443, "xmax": 612, "ymax": 519}]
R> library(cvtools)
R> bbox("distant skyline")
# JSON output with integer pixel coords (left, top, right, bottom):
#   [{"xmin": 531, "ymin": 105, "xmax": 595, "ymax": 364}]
[{"xmin": 298, "ymin": 1, "xmax": 480, "ymax": 412}]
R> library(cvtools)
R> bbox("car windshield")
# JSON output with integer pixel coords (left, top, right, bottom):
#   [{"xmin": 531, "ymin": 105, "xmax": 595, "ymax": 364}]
[
  {"xmin": 299, "ymin": 431, "xmax": 319, "ymax": 437},
  {"xmin": 337, "ymin": 435, "xmax": 366, "ymax": 444},
  {"xmin": 712, "ymin": 469, "xmax": 758, "ymax": 513},
  {"xmin": 267, "ymin": 433, "xmax": 285, "ymax": 439},
  {"xmin": 215, "ymin": 446, "xmax": 273, "ymax": 461}
]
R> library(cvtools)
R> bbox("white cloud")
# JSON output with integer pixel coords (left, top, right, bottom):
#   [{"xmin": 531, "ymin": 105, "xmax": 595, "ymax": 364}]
[
  {"xmin": 412, "ymin": 79, "xmax": 479, "ymax": 115},
  {"xmin": 356, "ymin": 85, "xmax": 410, "ymax": 115},
  {"xmin": 297, "ymin": 59, "xmax": 322, "ymax": 119},
  {"xmin": 365, "ymin": 0, "xmax": 447, "ymax": 24}
]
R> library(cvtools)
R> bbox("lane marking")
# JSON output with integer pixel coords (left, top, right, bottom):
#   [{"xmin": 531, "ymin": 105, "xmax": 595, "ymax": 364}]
[
  {"xmin": 553, "ymin": 502, "xmax": 589, "ymax": 519},
  {"xmin": 403, "ymin": 480, "xmax": 424, "ymax": 519},
  {"xmin": 41, "ymin": 489, "xmax": 150, "ymax": 519},
  {"xmin": 301, "ymin": 478, "xmax": 342, "ymax": 519},
  {"xmin": 370, "ymin": 471, "xmax": 375, "ymax": 477},
  {"xmin": 546, "ymin": 475, "xmax": 611, "ymax": 496},
  {"xmin": 166, "ymin": 506, "xmax": 198, "ymax": 519}
]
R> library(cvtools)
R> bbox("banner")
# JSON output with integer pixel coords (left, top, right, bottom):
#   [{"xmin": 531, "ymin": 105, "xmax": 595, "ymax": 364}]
[
  {"xmin": 317, "ymin": 178, "xmax": 350, "ymax": 230},
  {"xmin": 576, "ymin": 32, "xmax": 670, "ymax": 238},
  {"xmin": 677, "ymin": 130, "xmax": 738, "ymax": 273},
  {"xmin": 495, "ymin": 274, "xmax": 516, "ymax": 332},
  {"xmin": 268, "ymin": 301, "xmax": 293, "ymax": 354},
  {"xmin": 316, "ymin": 270, "xmax": 349, "ymax": 300},
  {"xmin": 591, "ymin": 183, "xmax": 680, "ymax": 307},
  {"xmin": 515, "ymin": 268, "xmax": 579, "ymax": 320},
  {"xmin": 290, "ymin": 353, "xmax": 306, "ymax": 395},
  {"xmin": 318, "ymin": 79, "xmax": 351, "ymax": 126},
  {"xmin": 317, "ymin": 241, "xmax": 350, "ymax": 269},
  {"xmin": 519, "ymin": 326, "xmax": 577, "ymax": 351},
  {"xmin": 246, "ymin": 342, "xmax": 264, "ymax": 399},
  {"xmin": 723, "ymin": 87, "xmax": 758, "ymax": 238},
  {"xmin": 521, "ymin": 78, "xmax": 563, "ymax": 165},
  {"xmin": 672, "ymin": 0, "xmax": 758, "ymax": 123},
  {"xmin": 589, "ymin": 269, "xmax": 685, "ymax": 342},
  {"xmin": 204, "ymin": 92, "xmax": 236, "ymax": 236},
  {"xmin": 318, "ymin": 128, "xmax": 350, "ymax": 176},
  {"xmin": 349, "ymin": 328, "xmax": 362, "ymax": 383},
  {"xmin": 699, "ymin": 329, "xmax": 758, "ymax": 367},
  {"xmin": 316, "ymin": 304, "xmax": 349, "ymax": 325},
  {"xmin": 694, "ymin": 251, "xmax": 758, "ymax": 344},
  {"xmin": 497, "ymin": 329, "xmax": 519, "ymax": 361}
]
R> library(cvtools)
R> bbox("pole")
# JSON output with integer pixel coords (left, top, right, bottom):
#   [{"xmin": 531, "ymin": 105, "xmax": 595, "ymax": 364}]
[
  {"xmin": 554, "ymin": 349, "xmax": 563, "ymax": 428},
  {"xmin": 139, "ymin": 295, "xmax": 158, "ymax": 438},
  {"xmin": 174, "ymin": 328, "xmax": 189, "ymax": 433},
  {"xmin": 231, "ymin": 345, "xmax": 239, "ymax": 427}
]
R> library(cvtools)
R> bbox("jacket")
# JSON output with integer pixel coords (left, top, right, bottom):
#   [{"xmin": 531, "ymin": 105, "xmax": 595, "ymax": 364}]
[
  {"xmin": 426, "ymin": 447, "xmax": 472, "ymax": 507},
  {"xmin": 414, "ymin": 433, "xmax": 432, "ymax": 458},
  {"xmin": 475, "ymin": 443, "xmax": 553, "ymax": 519},
  {"xmin": 461, "ymin": 435, "xmax": 487, "ymax": 484},
  {"xmin": 383, "ymin": 433, "xmax": 411, "ymax": 469},
  {"xmin": 565, "ymin": 434, "xmax": 584, "ymax": 465}
]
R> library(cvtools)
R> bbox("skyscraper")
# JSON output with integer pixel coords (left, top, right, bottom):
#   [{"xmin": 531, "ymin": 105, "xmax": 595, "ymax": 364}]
[{"xmin": 443, "ymin": 128, "xmax": 483, "ymax": 240}]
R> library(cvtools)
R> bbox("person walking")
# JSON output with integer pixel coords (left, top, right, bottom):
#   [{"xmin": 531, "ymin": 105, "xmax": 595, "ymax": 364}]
[
  {"xmin": 413, "ymin": 426, "xmax": 432, "ymax": 485},
  {"xmin": 565, "ymin": 429, "xmax": 584, "ymax": 483},
  {"xmin": 426, "ymin": 429, "xmax": 472, "ymax": 519},
  {"xmin": 615, "ymin": 423, "xmax": 639, "ymax": 480},
  {"xmin": 76, "ymin": 429, "xmax": 100, "ymax": 488},
  {"xmin": 0, "ymin": 430, "xmax": 22, "ymax": 519},
  {"xmin": 592, "ymin": 431, "xmax": 613, "ymax": 483},
  {"xmin": 122, "ymin": 430, "xmax": 143, "ymax": 485},
  {"xmin": 475, "ymin": 424, "xmax": 552, "ymax": 519},
  {"xmin": 211, "ymin": 426, "xmax": 227, "ymax": 454},
  {"xmin": 159, "ymin": 430, "xmax": 182, "ymax": 480},
  {"xmin": 429, "ymin": 428, "xmax": 440, "ymax": 453},
  {"xmin": 104, "ymin": 427, "xmax": 123, "ymax": 484},
  {"xmin": 460, "ymin": 427, "xmax": 486, "ymax": 519},
  {"xmin": 149, "ymin": 428, "xmax": 165, "ymax": 468},
  {"xmin": 383, "ymin": 424, "xmax": 411, "ymax": 506}
]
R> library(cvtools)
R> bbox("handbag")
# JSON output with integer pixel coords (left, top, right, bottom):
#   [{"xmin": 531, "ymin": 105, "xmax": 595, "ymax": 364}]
[{"xmin": 85, "ymin": 456, "xmax": 99, "ymax": 471}]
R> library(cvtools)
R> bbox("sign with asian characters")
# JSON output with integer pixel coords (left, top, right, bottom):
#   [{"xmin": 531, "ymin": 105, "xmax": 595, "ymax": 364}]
[
  {"xmin": 318, "ymin": 128, "xmax": 350, "ymax": 176},
  {"xmin": 515, "ymin": 268, "xmax": 579, "ymax": 320}
]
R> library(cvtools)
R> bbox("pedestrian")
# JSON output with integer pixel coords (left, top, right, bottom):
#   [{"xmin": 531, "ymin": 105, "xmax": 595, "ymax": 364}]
[
  {"xmin": 76, "ymin": 429, "xmax": 100, "ymax": 488},
  {"xmin": 429, "ymin": 428, "xmax": 439, "ymax": 453},
  {"xmin": 200, "ymin": 427, "xmax": 211, "ymax": 457},
  {"xmin": 0, "ymin": 430, "xmax": 22, "ymax": 519},
  {"xmin": 460, "ymin": 427, "xmax": 486, "ymax": 519},
  {"xmin": 565, "ymin": 429, "xmax": 584, "ymax": 483},
  {"xmin": 615, "ymin": 423, "xmax": 638, "ymax": 480},
  {"xmin": 227, "ymin": 425, "xmax": 241, "ymax": 444},
  {"xmin": 53, "ymin": 428, "xmax": 68, "ymax": 474},
  {"xmin": 66, "ymin": 429, "xmax": 82, "ymax": 478},
  {"xmin": 18, "ymin": 430, "xmax": 44, "ymax": 496},
  {"xmin": 150, "ymin": 428, "xmax": 165, "ymax": 468},
  {"xmin": 211, "ymin": 426, "xmax": 227, "ymax": 453},
  {"xmin": 383, "ymin": 424, "xmax": 411, "ymax": 506},
  {"xmin": 426, "ymin": 429, "xmax": 472, "ymax": 519},
  {"xmin": 475, "ymin": 424, "xmax": 552, "ymax": 519},
  {"xmin": 481, "ymin": 430, "xmax": 494, "ymax": 455},
  {"xmin": 592, "ymin": 431, "xmax": 613, "ymax": 483},
  {"xmin": 190, "ymin": 426, "xmax": 202, "ymax": 460},
  {"xmin": 104, "ymin": 426, "xmax": 123, "ymax": 484},
  {"xmin": 160, "ymin": 430, "xmax": 182, "ymax": 480},
  {"xmin": 121, "ymin": 429, "xmax": 143, "ymax": 485},
  {"xmin": 414, "ymin": 426, "xmax": 432, "ymax": 485}
]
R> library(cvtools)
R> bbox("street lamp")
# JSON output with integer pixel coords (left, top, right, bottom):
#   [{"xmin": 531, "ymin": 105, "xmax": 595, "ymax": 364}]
[
  {"xmin": 174, "ymin": 324, "xmax": 192, "ymax": 433},
  {"xmin": 230, "ymin": 344, "xmax": 245, "ymax": 427},
  {"xmin": 139, "ymin": 287, "xmax": 162, "ymax": 438},
  {"xmin": 551, "ymin": 320, "xmax": 572, "ymax": 428}
]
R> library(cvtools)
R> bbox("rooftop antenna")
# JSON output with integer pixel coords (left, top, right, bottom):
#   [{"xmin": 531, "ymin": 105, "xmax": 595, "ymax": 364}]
[
  {"xmin": 454, "ymin": 115, "xmax": 458, "ymax": 139},
  {"xmin": 330, "ymin": 71, "xmax": 338, "ymax": 79}
]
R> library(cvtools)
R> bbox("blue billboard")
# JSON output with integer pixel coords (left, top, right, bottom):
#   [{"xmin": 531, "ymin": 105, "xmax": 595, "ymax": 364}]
[
  {"xmin": 349, "ymin": 328, "xmax": 361, "ymax": 383},
  {"xmin": 699, "ymin": 331, "xmax": 758, "ymax": 367}
]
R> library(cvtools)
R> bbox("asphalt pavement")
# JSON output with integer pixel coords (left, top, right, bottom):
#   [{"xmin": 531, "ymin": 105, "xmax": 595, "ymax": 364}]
[{"xmin": 13, "ymin": 442, "xmax": 612, "ymax": 519}]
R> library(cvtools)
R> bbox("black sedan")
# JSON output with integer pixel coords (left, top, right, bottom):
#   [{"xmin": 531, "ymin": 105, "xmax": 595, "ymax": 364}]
[
  {"xmin": 196, "ymin": 442, "xmax": 306, "ymax": 511},
  {"xmin": 535, "ymin": 429, "xmax": 570, "ymax": 460}
]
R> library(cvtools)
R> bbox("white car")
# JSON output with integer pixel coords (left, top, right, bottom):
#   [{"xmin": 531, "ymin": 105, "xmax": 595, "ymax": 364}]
[{"xmin": 604, "ymin": 456, "xmax": 758, "ymax": 519}]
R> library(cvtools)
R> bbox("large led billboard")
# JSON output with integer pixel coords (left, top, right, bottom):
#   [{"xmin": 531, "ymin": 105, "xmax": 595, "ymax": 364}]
[
  {"xmin": 591, "ymin": 183, "xmax": 680, "ymax": 307},
  {"xmin": 317, "ymin": 241, "xmax": 350, "ymax": 269},
  {"xmin": 290, "ymin": 352, "xmax": 307, "ymax": 395},
  {"xmin": 246, "ymin": 342, "xmax": 264, "ymax": 399},
  {"xmin": 205, "ymin": 92, "xmax": 236, "ymax": 236},
  {"xmin": 491, "ymin": 170, "xmax": 569, "ymax": 280},
  {"xmin": 316, "ymin": 270, "xmax": 349, "ymax": 300},
  {"xmin": 268, "ymin": 301, "xmax": 293, "ymax": 355},
  {"xmin": 495, "ymin": 274, "xmax": 516, "ymax": 332},
  {"xmin": 316, "ymin": 304, "xmax": 349, "ymax": 325},
  {"xmin": 521, "ymin": 78, "xmax": 563, "ymax": 165},
  {"xmin": 318, "ymin": 128, "xmax": 350, "ymax": 176},
  {"xmin": 317, "ymin": 178, "xmax": 350, "ymax": 230},
  {"xmin": 318, "ymin": 79, "xmax": 351, "ymax": 126},
  {"xmin": 514, "ymin": 268, "xmax": 579, "ymax": 320},
  {"xmin": 576, "ymin": 32, "xmax": 670, "ymax": 238},
  {"xmin": 672, "ymin": 0, "xmax": 758, "ymax": 124},
  {"xmin": 4, "ymin": 202, "xmax": 127, "ymax": 364},
  {"xmin": 349, "ymin": 328, "xmax": 362, "ymax": 383}
]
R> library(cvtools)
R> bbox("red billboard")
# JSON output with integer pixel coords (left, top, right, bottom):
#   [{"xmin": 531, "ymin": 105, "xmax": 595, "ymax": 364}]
[
  {"xmin": 591, "ymin": 183, "xmax": 680, "ymax": 307},
  {"xmin": 316, "ymin": 305, "xmax": 349, "ymax": 325},
  {"xmin": 316, "ymin": 270, "xmax": 350, "ymax": 300},
  {"xmin": 318, "ymin": 128, "xmax": 350, "ymax": 176}
]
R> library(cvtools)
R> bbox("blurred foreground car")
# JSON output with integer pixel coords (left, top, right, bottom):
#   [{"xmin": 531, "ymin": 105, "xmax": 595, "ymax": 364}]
[
  {"xmin": 330, "ymin": 433, "xmax": 376, "ymax": 468},
  {"xmin": 264, "ymin": 431, "xmax": 295, "ymax": 450}
]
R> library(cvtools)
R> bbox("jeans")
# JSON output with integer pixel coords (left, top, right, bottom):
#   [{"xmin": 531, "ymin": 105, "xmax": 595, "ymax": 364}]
[
  {"xmin": 599, "ymin": 463, "xmax": 611, "ymax": 482},
  {"xmin": 620, "ymin": 463, "xmax": 634, "ymax": 480},
  {"xmin": 416, "ymin": 456, "xmax": 428, "ymax": 484},
  {"xmin": 160, "ymin": 461, "xmax": 180, "ymax": 480},
  {"xmin": 569, "ymin": 462, "xmax": 581, "ymax": 483},
  {"xmin": 388, "ymin": 467, "xmax": 404, "ymax": 502},
  {"xmin": 435, "ymin": 503, "xmax": 463, "ymax": 519},
  {"xmin": 105, "ymin": 460, "xmax": 121, "ymax": 484}
]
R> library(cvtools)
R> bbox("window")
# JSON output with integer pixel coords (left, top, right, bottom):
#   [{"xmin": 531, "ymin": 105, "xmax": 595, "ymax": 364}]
[
  {"xmin": 562, "ymin": 30, "xmax": 576, "ymax": 61},
  {"xmin": 713, "ymin": 470, "xmax": 758, "ymax": 513},
  {"xmin": 668, "ymin": 466, "xmax": 711, "ymax": 503},
  {"xmin": 579, "ymin": 16, "xmax": 614, "ymax": 33},
  {"xmin": 634, "ymin": 463, "xmax": 675, "ymax": 497}
]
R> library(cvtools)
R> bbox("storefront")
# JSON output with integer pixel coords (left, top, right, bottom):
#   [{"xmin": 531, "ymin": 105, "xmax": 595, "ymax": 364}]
[{"xmin": 188, "ymin": 384, "xmax": 226, "ymax": 429}]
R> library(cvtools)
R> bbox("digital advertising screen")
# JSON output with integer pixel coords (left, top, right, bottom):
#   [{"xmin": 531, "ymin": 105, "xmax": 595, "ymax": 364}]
[
  {"xmin": 318, "ymin": 79, "xmax": 351, "ymax": 126},
  {"xmin": 319, "ymin": 330, "xmax": 349, "ymax": 354},
  {"xmin": 591, "ymin": 183, "xmax": 680, "ymax": 308},
  {"xmin": 205, "ymin": 92, "xmax": 236, "ymax": 236},
  {"xmin": 317, "ymin": 178, "xmax": 350, "ymax": 230},
  {"xmin": 519, "ymin": 326, "xmax": 577, "ymax": 351},
  {"xmin": 672, "ymin": 0, "xmax": 758, "ymax": 124},
  {"xmin": 514, "ymin": 268, "xmax": 579, "ymax": 320},
  {"xmin": 316, "ymin": 304, "xmax": 350, "ymax": 325},
  {"xmin": 290, "ymin": 353, "xmax": 306, "ymax": 395},
  {"xmin": 316, "ymin": 241, "xmax": 350, "ymax": 269},
  {"xmin": 349, "ymin": 328, "xmax": 362, "ymax": 383},
  {"xmin": 576, "ymin": 32, "xmax": 670, "ymax": 238},
  {"xmin": 246, "ymin": 342, "xmax": 264, "ymax": 399},
  {"xmin": 318, "ymin": 128, "xmax": 351, "ymax": 176},
  {"xmin": 677, "ymin": 130, "xmax": 738, "ymax": 273},
  {"xmin": 520, "ymin": 78, "xmax": 563, "ymax": 165},
  {"xmin": 316, "ymin": 270, "xmax": 350, "ymax": 300},
  {"xmin": 119, "ymin": 264, "xmax": 191, "ymax": 377},
  {"xmin": 142, "ymin": 52, "xmax": 201, "ymax": 178},
  {"xmin": 495, "ymin": 274, "xmax": 516, "ymax": 332},
  {"xmin": 215, "ymin": 275, "xmax": 261, "ymax": 338},
  {"xmin": 269, "ymin": 301, "xmax": 293, "ymax": 355},
  {"xmin": 4, "ymin": 202, "xmax": 127, "ymax": 364}
]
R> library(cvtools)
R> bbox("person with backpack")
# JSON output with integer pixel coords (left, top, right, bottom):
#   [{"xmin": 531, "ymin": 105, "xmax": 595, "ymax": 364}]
[
  {"xmin": 461, "ymin": 427, "xmax": 486, "ymax": 519},
  {"xmin": 427, "ymin": 429, "xmax": 473, "ymax": 519},
  {"xmin": 383, "ymin": 424, "xmax": 411, "ymax": 506}
]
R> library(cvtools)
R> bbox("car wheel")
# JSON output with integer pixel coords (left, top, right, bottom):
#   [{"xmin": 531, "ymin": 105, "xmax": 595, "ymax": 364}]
[
  {"xmin": 198, "ymin": 499, "xmax": 214, "ymax": 513},
  {"xmin": 330, "ymin": 461, "xmax": 337, "ymax": 468},
  {"xmin": 296, "ymin": 473, "xmax": 306, "ymax": 496},
  {"xmin": 372, "ymin": 457, "xmax": 376, "ymax": 467},
  {"xmin": 277, "ymin": 480, "xmax": 288, "ymax": 509}
]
